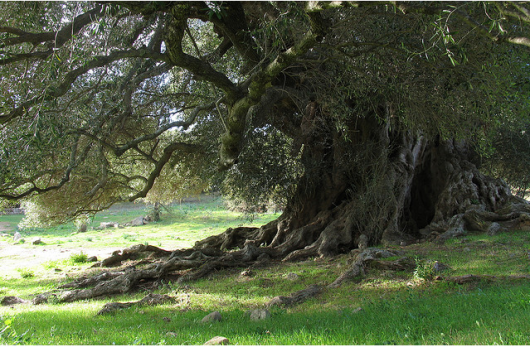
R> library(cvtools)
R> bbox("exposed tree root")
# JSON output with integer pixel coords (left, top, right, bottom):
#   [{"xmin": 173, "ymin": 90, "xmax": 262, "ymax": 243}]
[
  {"xmin": 266, "ymin": 285, "xmax": 322, "ymax": 308},
  {"xmin": 1, "ymin": 296, "xmax": 27, "ymax": 306},
  {"xmin": 329, "ymin": 248, "xmax": 407, "ymax": 288},
  {"xmin": 431, "ymin": 197, "xmax": 530, "ymax": 244},
  {"xmin": 27, "ymin": 138, "xmax": 530, "ymax": 305},
  {"xmin": 194, "ymin": 227, "xmax": 260, "ymax": 250},
  {"xmin": 96, "ymin": 293, "xmax": 174, "ymax": 315},
  {"xmin": 446, "ymin": 274, "xmax": 530, "ymax": 285},
  {"xmin": 93, "ymin": 244, "xmax": 172, "ymax": 267},
  {"xmin": 59, "ymin": 271, "xmax": 124, "ymax": 289}
]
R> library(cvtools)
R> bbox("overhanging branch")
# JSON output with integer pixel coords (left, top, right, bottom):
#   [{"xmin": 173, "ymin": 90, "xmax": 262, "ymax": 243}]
[
  {"xmin": 114, "ymin": 102, "xmax": 215, "ymax": 156},
  {"xmin": 0, "ymin": 5, "xmax": 104, "ymax": 48},
  {"xmin": 0, "ymin": 49, "xmax": 169, "ymax": 125},
  {"xmin": 128, "ymin": 142, "xmax": 202, "ymax": 201},
  {"xmin": 0, "ymin": 135, "xmax": 84, "ymax": 200}
]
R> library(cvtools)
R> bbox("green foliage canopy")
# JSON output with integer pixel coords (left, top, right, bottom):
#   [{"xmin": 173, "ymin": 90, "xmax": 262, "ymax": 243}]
[{"xmin": 1, "ymin": 1, "xmax": 530, "ymax": 224}]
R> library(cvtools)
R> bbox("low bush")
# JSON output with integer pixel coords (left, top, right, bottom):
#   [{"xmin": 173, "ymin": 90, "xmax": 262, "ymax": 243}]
[
  {"xmin": 16, "ymin": 268, "xmax": 34, "ymax": 279},
  {"xmin": 69, "ymin": 252, "xmax": 88, "ymax": 264},
  {"xmin": 413, "ymin": 257, "xmax": 436, "ymax": 280}
]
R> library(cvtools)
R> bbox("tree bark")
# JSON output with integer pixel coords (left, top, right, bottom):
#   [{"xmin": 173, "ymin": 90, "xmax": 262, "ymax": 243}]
[{"xmin": 33, "ymin": 109, "xmax": 530, "ymax": 303}]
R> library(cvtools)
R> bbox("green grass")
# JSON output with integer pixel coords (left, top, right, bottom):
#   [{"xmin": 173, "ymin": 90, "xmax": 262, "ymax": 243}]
[
  {"xmin": 1, "ymin": 198, "xmax": 277, "ymax": 251},
  {"xmin": 0, "ymin": 197, "xmax": 277, "ymax": 289},
  {"xmin": 69, "ymin": 251, "xmax": 88, "ymax": 264},
  {"xmin": 2, "ymin": 282, "xmax": 529, "ymax": 345},
  {"xmin": 1, "ymin": 202, "xmax": 530, "ymax": 344},
  {"xmin": 15, "ymin": 269, "xmax": 35, "ymax": 279}
]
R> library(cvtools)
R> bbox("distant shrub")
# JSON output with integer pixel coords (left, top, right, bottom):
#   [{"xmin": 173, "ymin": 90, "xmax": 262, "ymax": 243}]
[
  {"xmin": 69, "ymin": 252, "xmax": 88, "ymax": 264},
  {"xmin": 16, "ymin": 268, "xmax": 35, "ymax": 279},
  {"xmin": 122, "ymin": 233, "xmax": 137, "ymax": 241},
  {"xmin": 74, "ymin": 215, "xmax": 90, "ymax": 233}
]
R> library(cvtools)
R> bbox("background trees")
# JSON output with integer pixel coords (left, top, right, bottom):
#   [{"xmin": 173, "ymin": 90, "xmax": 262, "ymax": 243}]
[{"xmin": 1, "ymin": 1, "xmax": 530, "ymax": 258}]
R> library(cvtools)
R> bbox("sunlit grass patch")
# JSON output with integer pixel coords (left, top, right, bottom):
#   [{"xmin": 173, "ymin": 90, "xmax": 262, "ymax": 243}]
[
  {"xmin": 68, "ymin": 251, "xmax": 89, "ymax": 264},
  {"xmin": 15, "ymin": 268, "xmax": 35, "ymax": 279},
  {"xmin": 2, "ymin": 201, "xmax": 530, "ymax": 344},
  {"xmin": 5, "ymin": 282, "xmax": 529, "ymax": 345},
  {"xmin": 0, "ymin": 197, "xmax": 279, "ymax": 253}
]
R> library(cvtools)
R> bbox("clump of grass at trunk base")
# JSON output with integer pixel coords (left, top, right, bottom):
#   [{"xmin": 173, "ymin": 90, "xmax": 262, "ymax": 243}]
[{"xmin": 413, "ymin": 257, "xmax": 436, "ymax": 280}]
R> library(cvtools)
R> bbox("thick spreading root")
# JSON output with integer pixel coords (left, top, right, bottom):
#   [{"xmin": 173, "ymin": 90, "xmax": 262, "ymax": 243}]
[
  {"xmin": 266, "ymin": 285, "xmax": 322, "ymax": 308},
  {"xmin": 92, "ymin": 244, "xmax": 172, "ymax": 267},
  {"xmin": 33, "ymin": 242, "xmax": 276, "ymax": 303},
  {"xmin": 428, "ymin": 197, "xmax": 530, "ymax": 243},
  {"xmin": 97, "ymin": 293, "xmax": 174, "ymax": 315},
  {"xmin": 329, "ymin": 248, "xmax": 413, "ymax": 288},
  {"xmin": 414, "ymin": 140, "xmax": 530, "ymax": 243},
  {"xmin": 281, "ymin": 207, "xmax": 352, "ymax": 262},
  {"xmin": 34, "ymin": 268, "xmax": 162, "ymax": 304},
  {"xmin": 194, "ymin": 227, "xmax": 260, "ymax": 250},
  {"xmin": 58, "ymin": 271, "xmax": 124, "ymax": 289},
  {"xmin": 1, "ymin": 296, "xmax": 27, "ymax": 306}
]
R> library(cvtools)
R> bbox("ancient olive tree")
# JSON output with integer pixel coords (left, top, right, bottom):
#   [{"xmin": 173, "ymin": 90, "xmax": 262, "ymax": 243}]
[{"xmin": 2, "ymin": 1, "xmax": 530, "ymax": 298}]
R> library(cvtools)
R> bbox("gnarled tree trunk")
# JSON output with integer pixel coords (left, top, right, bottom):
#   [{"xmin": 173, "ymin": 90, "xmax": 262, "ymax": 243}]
[
  {"xmin": 199, "ymin": 106, "xmax": 528, "ymax": 261},
  {"xmin": 35, "ymin": 108, "xmax": 530, "ymax": 303}
]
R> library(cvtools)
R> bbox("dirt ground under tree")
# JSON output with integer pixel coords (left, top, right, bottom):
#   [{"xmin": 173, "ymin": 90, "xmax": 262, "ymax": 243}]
[{"xmin": 0, "ymin": 221, "xmax": 117, "ymax": 278}]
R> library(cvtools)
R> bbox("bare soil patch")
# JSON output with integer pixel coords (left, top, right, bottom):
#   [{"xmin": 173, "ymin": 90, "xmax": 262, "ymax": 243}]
[
  {"xmin": 0, "ymin": 241, "xmax": 117, "ymax": 276},
  {"xmin": 0, "ymin": 222, "xmax": 12, "ymax": 233}
]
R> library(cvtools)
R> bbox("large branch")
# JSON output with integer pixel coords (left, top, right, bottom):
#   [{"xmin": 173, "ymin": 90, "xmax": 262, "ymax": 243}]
[
  {"xmin": 128, "ymin": 142, "xmax": 202, "ymax": 201},
  {"xmin": 114, "ymin": 102, "xmax": 215, "ymax": 156},
  {"xmin": 120, "ymin": 62, "xmax": 173, "ymax": 117},
  {"xmin": 505, "ymin": 37, "xmax": 530, "ymax": 48},
  {"xmin": 165, "ymin": 5, "xmax": 240, "ymax": 102},
  {"xmin": 0, "ymin": 5, "xmax": 104, "ymax": 48},
  {"xmin": 0, "ymin": 49, "xmax": 168, "ymax": 125},
  {"xmin": 0, "ymin": 135, "xmax": 85, "ymax": 200},
  {"xmin": 207, "ymin": 2, "xmax": 261, "ymax": 67},
  {"xmin": 0, "ymin": 50, "xmax": 54, "ymax": 65},
  {"xmin": 0, "ymin": 5, "xmax": 106, "ymax": 66},
  {"xmin": 113, "ymin": 2, "xmax": 174, "ymax": 16},
  {"xmin": 69, "ymin": 99, "xmax": 214, "ymax": 161},
  {"xmin": 495, "ymin": 2, "xmax": 530, "ymax": 24},
  {"xmin": 218, "ymin": 4, "xmax": 338, "ymax": 169}
]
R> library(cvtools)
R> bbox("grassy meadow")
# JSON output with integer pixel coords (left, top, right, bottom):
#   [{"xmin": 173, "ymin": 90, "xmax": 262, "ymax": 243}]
[{"xmin": 1, "ymin": 198, "xmax": 530, "ymax": 344}]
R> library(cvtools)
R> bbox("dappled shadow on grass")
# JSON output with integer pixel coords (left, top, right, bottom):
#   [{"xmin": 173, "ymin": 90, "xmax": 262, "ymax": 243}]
[
  {"xmin": 396, "ymin": 230, "xmax": 530, "ymax": 278},
  {"xmin": 6, "ymin": 281, "xmax": 530, "ymax": 345},
  {"xmin": 4, "ymin": 217, "xmax": 530, "ymax": 344}
]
